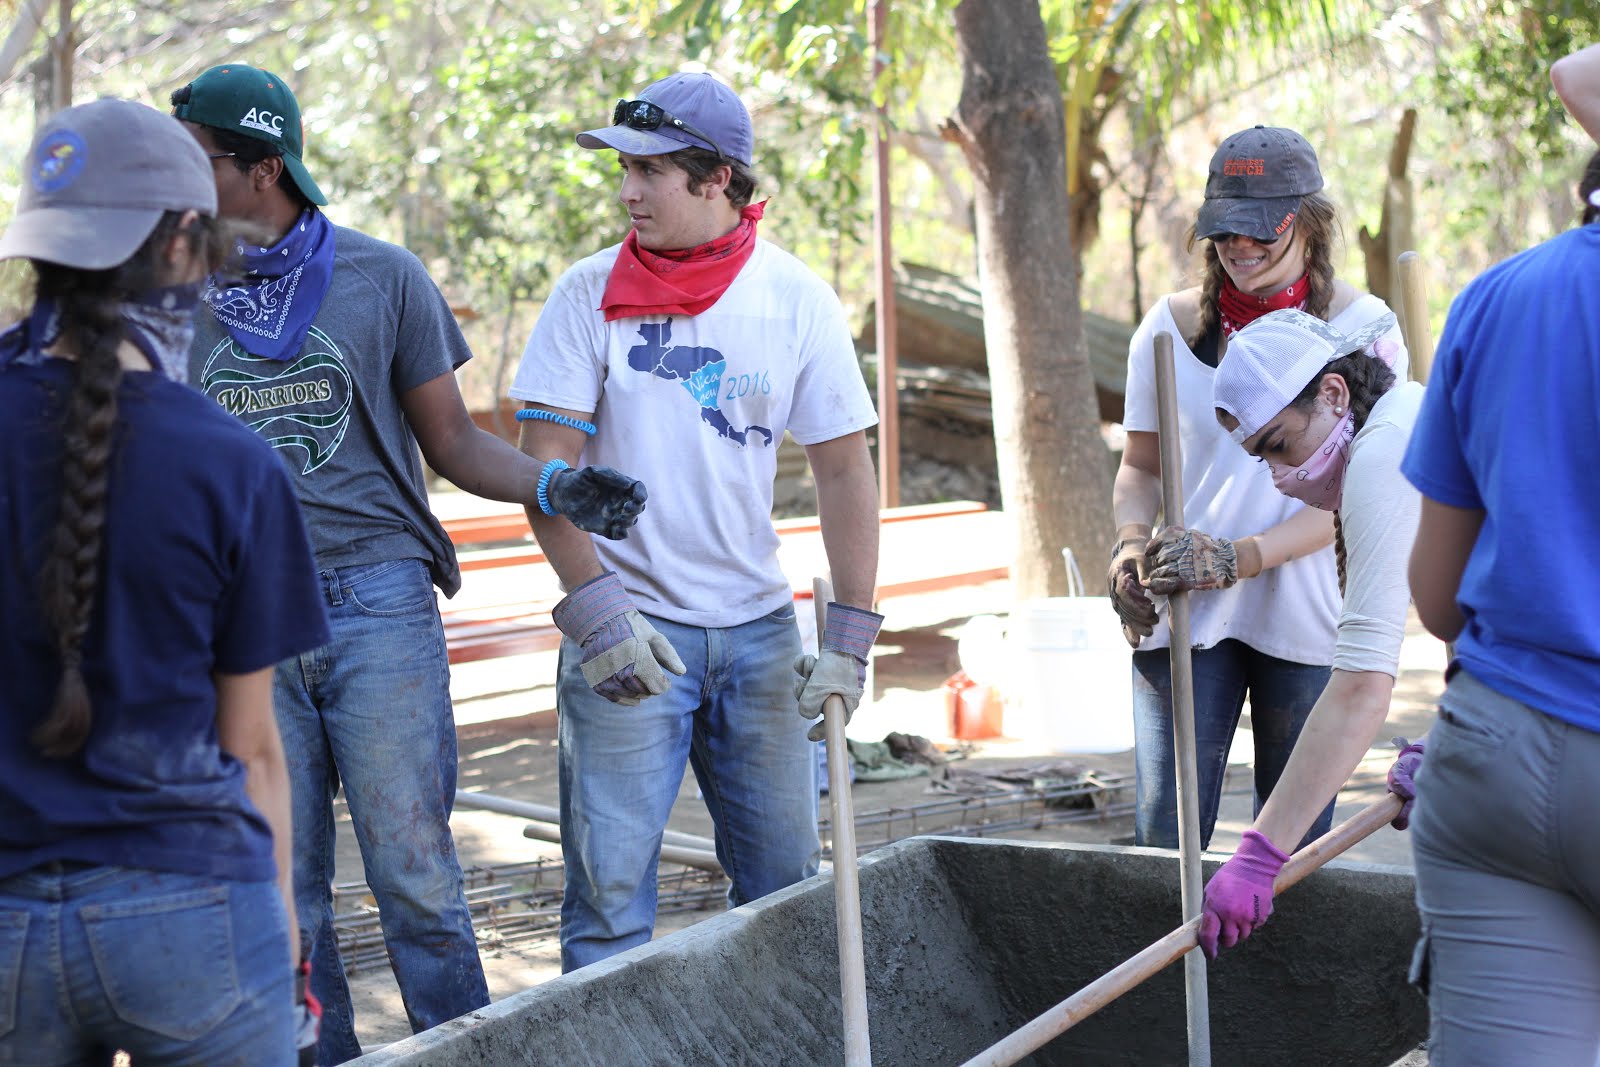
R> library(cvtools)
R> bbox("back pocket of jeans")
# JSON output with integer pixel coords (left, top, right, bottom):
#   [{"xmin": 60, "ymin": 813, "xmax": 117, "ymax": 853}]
[
  {"xmin": 81, "ymin": 884, "xmax": 241, "ymax": 1041},
  {"xmin": 0, "ymin": 910, "xmax": 26, "ymax": 1039}
]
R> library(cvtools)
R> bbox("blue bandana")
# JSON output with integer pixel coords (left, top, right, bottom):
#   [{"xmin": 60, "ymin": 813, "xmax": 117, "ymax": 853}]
[
  {"xmin": 0, "ymin": 288, "xmax": 200, "ymax": 383},
  {"xmin": 0, "ymin": 300, "xmax": 61, "ymax": 368},
  {"xmin": 204, "ymin": 209, "xmax": 335, "ymax": 361}
]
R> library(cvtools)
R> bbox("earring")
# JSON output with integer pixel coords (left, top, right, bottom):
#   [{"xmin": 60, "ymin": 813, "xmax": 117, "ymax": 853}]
[{"xmin": 1334, "ymin": 406, "xmax": 1344, "ymax": 415}]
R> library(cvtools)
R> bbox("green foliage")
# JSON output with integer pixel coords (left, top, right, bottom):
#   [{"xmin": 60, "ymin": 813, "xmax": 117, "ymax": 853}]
[{"xmin": 1436, "ymin": 0, "xmax": 1600, "ymax": 165}]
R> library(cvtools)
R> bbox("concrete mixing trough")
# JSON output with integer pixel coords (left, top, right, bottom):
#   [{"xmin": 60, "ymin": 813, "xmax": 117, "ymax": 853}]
[{"xmin": 353, "ymin": 836, "xmax": 1426, "ymax": 1066}]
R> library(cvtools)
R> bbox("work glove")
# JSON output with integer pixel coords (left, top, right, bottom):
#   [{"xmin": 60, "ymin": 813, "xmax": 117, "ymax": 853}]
[
  {"xmin": 553, "ymin": 571, "xmax": 686, "ymax": 706},
  {"xmin": 794, "ymin": 602, "xmax": 884, "ymax": 742},
  {"xmin": 1143, "ymin": 527, "xmax": 1261, "ymax": 595},
  {"xmin": 294, "ymin": 930, "xmax": 321, "ymax": 1067},
  {"xmin": 1199, "ymin": 829, "xmax": 1290, "ymax": 960},
  {"xmin": 548, "ymin": 466, "xmax": 647, "ymax": 541},
  {"xmin": 1107, "ymin": 528, "xmax": 1157, "ymax": 647},
  {"xmin": 1387, "ymin": 737, "xmax": 1426, "ymax": 831}
]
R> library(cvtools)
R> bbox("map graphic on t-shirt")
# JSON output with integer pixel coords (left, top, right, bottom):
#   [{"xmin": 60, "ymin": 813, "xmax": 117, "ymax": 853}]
[
  {"xmin": 199, "ymin": 325, "xmax": 353, "ymax": 475},
  {"xmin": 626, "ymin": 319, "xmax": 773, "ymax": 448}
]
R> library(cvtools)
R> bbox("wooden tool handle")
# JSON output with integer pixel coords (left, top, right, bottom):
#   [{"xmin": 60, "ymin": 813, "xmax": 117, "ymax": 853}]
[
  {"xmin": 812, "ymin": 578, "xmax": 872, "ymax": 1066},
  {"xmin": 1396, "ymin": 251, "xmax": 1434, "ymax": 384}
]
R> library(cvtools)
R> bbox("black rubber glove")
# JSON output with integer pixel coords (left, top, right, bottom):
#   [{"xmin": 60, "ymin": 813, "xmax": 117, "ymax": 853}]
[{"xmin": 548, "ymin": 466, "xmax": 647, "ymax": 540}]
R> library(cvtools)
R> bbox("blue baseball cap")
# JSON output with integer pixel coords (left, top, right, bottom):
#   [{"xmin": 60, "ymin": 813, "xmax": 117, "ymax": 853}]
[
  {"xmin": 0, "ymin": 99, "xmax": 216, "ymax": 270},
  {"xmin": 577, "ymin": 72, "xmax": 754, "ymax": 166}
]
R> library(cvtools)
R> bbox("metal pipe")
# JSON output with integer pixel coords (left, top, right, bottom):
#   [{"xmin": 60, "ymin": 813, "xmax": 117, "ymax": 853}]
[
  {"xmin": 871, "ymin": 0, "xmax": 899, "ymax": 508},
  {"xmin": 1153, "ymin": 332, "xmax": 1211, "ymax": 1066},
  {"xmin": 456, "ymin": 789, "xmax": 718, "ymax": 852},
  {"xmin": 519, "ymin": 821, "xmax": 724, "ymax": 875}
]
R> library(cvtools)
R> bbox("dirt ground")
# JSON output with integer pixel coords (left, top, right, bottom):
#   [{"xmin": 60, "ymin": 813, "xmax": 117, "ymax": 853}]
[{"xmin": 333, "ymin": 579, "xmax": 1446, "ymax": 1054}]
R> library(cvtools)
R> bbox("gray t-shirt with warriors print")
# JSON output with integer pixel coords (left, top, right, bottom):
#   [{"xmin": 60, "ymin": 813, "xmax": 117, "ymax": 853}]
[{"xmin": 188, "ymin": 224, "xmax": 468, "ymax": 596}]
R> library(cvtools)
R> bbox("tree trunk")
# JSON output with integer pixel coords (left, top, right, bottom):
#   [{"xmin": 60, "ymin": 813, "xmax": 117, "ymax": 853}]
[
  {"xmin": 1358, "ymin": 108, "xmax": 1417, "ymax": 305},
  {"xmin": 948, "ymin": 0, "xmax": 1113, "ymax": 600}
]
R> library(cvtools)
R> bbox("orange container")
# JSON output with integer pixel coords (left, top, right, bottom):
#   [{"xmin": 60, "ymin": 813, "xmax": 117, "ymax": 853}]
[{"xmin": 944, "ymin": 670, "xmax": 1004, "ymax": 740}]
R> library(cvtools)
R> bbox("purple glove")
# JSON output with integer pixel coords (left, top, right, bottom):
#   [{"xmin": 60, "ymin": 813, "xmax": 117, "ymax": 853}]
[
  {"xmin": 1199, "ymin": 830, "xmax": 1290, "ymax": 960},
  {"xmin": 794, "ymin": 602, "xmax": 883, "ymax": 742},
  {"xmin": 552, "ymin": 572, "xmax": 685, "ymax": 705},
  {"xmin": 1387, "ymin": 737, "xmax": 1426, "ymax": 831}
]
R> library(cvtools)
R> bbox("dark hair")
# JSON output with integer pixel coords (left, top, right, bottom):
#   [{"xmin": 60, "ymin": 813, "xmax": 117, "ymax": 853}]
[
  {"xmin": 169, "ymin": 84, "xmax": 315, "ymax": 212},
  {"xmin": 1581, "ymin": 150, "xmax": 1600, "ymax": 227},
  {"xmin": 672, "ymin": 147, "xmax": 757, "ymax": 210},
  {"xmin": 1184, "ymin": 191, "xmax": 1341, "ymax": 349},
  {"xmin": 1288, "ymin": 350, "xmax": 1397, "ymax": 595},
  {"xmin": 29, "ymin": 210, "xmax": 231, "ymax": 758}
]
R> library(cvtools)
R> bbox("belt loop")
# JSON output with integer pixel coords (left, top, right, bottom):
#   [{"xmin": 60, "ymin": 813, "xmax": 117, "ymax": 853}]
[{"xmin": 323, "ymin": 569, "xmax": 344, "ymax": 607}]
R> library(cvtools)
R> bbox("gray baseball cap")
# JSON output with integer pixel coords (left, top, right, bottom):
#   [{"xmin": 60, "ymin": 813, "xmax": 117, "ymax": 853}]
[
  {"xmin": 1195, "ymin": 126, "xmax": 1323, "ymax": 243},
  {"xmin": 0, "ymin": 98, "xmax": 217, "ymax": 271},
  {"xmin": 578, "ymin": 72, "xmax": 754, "ymax": 165}
]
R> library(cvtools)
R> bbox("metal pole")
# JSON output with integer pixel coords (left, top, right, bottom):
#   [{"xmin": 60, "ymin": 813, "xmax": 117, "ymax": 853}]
[
  {"xmin": 871, "ymin": 0, "xmax": 899, "ymax": 509},
  {"xmin": 815, "ymin": 578, "xmax": 872, "ymax": 1066},
  {"xmin": 1152, "ymin": 332, "xmax": 1210, "ymax": 1066},
  {"xmin": 454, "ymin": 790, "xmax": 718, "ymax": 852}
]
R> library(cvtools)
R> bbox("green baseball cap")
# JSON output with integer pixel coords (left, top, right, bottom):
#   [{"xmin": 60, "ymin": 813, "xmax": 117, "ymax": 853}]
[{"xmin": 172, "ymin": 63, "xmax": 327, "ymax": 206}]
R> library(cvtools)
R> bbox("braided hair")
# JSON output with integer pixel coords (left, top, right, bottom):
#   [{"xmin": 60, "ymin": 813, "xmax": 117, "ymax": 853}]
[
  {"xmin": 29, "ymin": 210, "xmax": 229, "ymax": 758},
  {"xmin": 1289, "ymin": 351, "xmax": 1398, "ymax": 595},
  {"xmin": 1184, "ymin": 191, "xmax": 1342, "ymax": 350},
  {"xmin": 1580, "ymin": 149, "xmax": 1600, "ymax": 227}
]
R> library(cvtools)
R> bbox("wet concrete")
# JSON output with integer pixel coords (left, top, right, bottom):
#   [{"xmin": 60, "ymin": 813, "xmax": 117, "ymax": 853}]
[{"xmin": 351, "ymin": 836, "xmax": 1425, "ymax": 1066}]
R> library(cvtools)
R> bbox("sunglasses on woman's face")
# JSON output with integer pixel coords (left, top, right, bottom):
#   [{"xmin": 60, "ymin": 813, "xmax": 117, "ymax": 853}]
[{"xmin": 612, "ymin": 99, "xmax": 726, "ymax": 161}]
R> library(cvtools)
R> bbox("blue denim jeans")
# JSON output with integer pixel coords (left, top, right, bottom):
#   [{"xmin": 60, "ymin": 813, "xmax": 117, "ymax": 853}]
[
  {"xmin": 1132, "ymin": 638, "xmax": 1333, "ymax": 851},
  {"xmin": 0, "ymin": 865, "xmax": 291, "ymax": 1066},
  {"xmin": 1410, "ymin": 668, "xmax": 1600, "ymax": 1066},
  {"xmin": 557, "ymin": 603, "xmax": 820, "ymax": 972},
  {"xmin": 275, "ymin": 558, "xmax": 487, "ymax": 1064}
]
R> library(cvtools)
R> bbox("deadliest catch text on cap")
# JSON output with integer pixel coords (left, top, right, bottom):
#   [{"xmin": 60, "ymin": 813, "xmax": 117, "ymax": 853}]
[{"xmin": 1195, "ymin": 126, "xmax": 1323, "ymax": 244}]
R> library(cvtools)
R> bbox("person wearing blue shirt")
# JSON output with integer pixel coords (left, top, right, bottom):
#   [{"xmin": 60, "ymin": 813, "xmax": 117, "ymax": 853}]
[
  {"xmin": 1399, "ymin": 145, "xmax": 1600, "ymax": 1064},
  {"xmin": 0, "ymin": 100, "xmax": 329, "ymax": 1063}
]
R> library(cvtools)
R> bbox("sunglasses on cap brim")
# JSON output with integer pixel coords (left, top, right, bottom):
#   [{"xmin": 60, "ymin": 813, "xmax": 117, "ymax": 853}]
[
  {"xmin": 612, "ymin": 99, "xmax": 726, "ymax": 161},
  {"xmin": 1212, "ymin": 219, "xmax": 1297, "ymax": 246}
]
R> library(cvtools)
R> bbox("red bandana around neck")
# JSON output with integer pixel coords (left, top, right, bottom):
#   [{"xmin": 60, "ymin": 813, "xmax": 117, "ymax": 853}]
[
  {"xmin": 1218, "ymin": 272, "xmax": 1310, "ymax": 336},
  {"xmin": 599, "ymin": 200, "xmax": 767, "ymax": 322}
]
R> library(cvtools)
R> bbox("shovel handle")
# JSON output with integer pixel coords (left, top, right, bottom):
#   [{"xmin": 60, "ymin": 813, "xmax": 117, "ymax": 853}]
[
  {"xmin": 813, "ymin": 578, "xmax": 872, "ymax": 1066},
  {"xmin": 956, "ymin": 793, "xmax": 1405, "ymax": 1067}
]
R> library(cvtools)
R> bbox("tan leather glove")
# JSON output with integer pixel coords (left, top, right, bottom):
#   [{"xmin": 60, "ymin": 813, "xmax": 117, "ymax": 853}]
[
  {"xmin": 1143, "ymin": 528, "xmax": 1262, "ymax": 595},
  {"xmin": 1107, "ymin": 525, "xmax": 1157, "ymax": 647}
]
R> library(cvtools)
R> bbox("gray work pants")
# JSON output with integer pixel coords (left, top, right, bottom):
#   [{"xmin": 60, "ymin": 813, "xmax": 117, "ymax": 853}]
[{"xmin": 1410, "ymin": 667, "xmax": 1600, "ymax": 1066}]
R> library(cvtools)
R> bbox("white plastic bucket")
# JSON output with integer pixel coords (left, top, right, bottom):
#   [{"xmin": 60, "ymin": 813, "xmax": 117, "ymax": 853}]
[{"xmin": 1005, "ymin": 550, "xmax": 1134, "ymax": 753}]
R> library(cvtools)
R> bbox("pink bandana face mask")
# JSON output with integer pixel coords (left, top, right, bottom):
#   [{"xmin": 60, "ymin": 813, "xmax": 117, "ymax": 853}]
[{"xmin": 1268, "ymin": 406, "xmax": 1356, "ymax": 512}]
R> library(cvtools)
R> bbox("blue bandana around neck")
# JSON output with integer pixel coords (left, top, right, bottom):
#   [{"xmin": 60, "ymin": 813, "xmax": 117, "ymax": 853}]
[
  {"xmin": 0, "ymin": 289, "xmax": 199, "ymax": 383},
  {"xmin": 0, "ymin": 299, "xmax": 62, "ymax": 368},
  {"xmin": 204, "ymin": 209, "xmax": 336, "ymax": 362}
]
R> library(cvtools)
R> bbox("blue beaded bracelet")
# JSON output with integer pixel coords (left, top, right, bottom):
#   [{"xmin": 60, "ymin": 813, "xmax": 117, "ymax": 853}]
[
  {"xmin": 535, "ymin": 459, "xmax": 570, "ymax": 517},
  {"xmin": 515, "ymin": 408, "xmax": 597, "ymax": 435}
]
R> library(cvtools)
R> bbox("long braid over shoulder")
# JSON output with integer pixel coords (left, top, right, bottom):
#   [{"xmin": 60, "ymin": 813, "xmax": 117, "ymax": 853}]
[
  {"xmin": 29, "ymin": 211, "xmax": 225, "ymax": 757},
  {"xmin": 1184, "ymin": 192, "xmax": 1342, "ymax": 350}
]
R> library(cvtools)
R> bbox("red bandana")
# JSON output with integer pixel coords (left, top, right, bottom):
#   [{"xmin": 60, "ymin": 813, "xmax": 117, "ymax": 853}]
[
  {"xmin": 599, "ymin": 200, "xmax": 767, "ymax": 322},
  {"xmin": 1218, "ymin": 273, "xmax": 1310, "ymax": 336}
]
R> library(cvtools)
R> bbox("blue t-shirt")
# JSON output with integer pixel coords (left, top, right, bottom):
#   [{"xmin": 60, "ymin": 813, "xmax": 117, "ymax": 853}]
[
  {"xmin": 0, "ymin": 360, "xmax": 330, "ymax": 882},
  {"xmin": 1401, "ymin": 223, "xmax": 1600, "ymax": 730}
]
